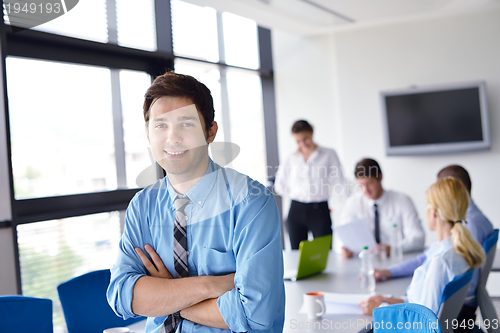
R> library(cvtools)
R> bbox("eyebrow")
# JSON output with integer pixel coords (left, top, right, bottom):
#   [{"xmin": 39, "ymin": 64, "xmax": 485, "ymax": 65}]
[{"xmin": 151, "ymin": 115, "xmax": 198, "ymax": 122}]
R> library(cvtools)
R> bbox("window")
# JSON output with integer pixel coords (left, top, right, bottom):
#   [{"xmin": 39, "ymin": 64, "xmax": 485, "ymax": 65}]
[
  {"xmin": 4, "ymin": 0, "xmax": 108, "ymax": 43},
  {"xmin": 222, "ymin": 12, "xmax": 260, "ymax": 69},
  {"xmin": 116, "ymin": 0, "xmax": 157, "ymax": 51},
  {"xmin": 17, "ymin": 212, "xmax": 122, "ymax": 328},
  {"xmin": 226, "ymin": 69, "xmax": 267, "ymax": 184},
  {"xmin": 120, "ymin": 70, "xmax": 154, "ymax": 189},
  {"xmin": 171, "ymin": 0, "xmax": 219, "ymax": 62},
  {"xmin": 7, "ymin": 57, "xmax": 116, "ymax": 199}
]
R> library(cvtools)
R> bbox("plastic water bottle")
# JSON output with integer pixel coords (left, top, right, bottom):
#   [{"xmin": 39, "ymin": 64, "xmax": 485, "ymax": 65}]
[
  {"xmin": 390, "ymin": 224, "xmax": 403, "ymax": 261},
  {"xmin": 359, "ymin": 246, "xmax": 376, "ymax": 293}
]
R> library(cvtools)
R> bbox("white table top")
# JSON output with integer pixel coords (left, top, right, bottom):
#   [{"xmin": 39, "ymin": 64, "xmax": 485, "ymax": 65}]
[
  {"xmin": 282, "ymin": 250, "xmax": 415, "ymax": 333},
  {"xmin": 128, "ymin": 250, "xmax": 419, "ymax": 333}
]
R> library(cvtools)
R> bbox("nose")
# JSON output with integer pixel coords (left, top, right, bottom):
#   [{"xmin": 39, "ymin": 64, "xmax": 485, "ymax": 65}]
[{"xmin": 166, "ymin": 127, "xmax": 182, "ymax": 145}]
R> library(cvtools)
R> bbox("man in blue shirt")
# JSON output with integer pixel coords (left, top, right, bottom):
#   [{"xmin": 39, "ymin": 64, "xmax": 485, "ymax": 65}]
[{"xmin": 107, "ymin": 72, "xmax": 285, "ymax": 333}]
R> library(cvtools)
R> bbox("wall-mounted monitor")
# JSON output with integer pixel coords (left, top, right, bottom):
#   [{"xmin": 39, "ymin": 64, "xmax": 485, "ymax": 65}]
[{"xmin": 380, "ymin": 81, "xmax": 491, "ymax": 156}]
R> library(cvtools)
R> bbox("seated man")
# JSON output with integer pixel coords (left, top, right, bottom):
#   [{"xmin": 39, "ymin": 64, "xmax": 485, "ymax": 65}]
[
  {"xmin": 107, "ymin": 72, "xmax": 285, "ymax": 333},
  {"xmin": 374, "ymin": 165, "xmax": 493, "ymax": 331},
  {"xmin": 339, "ymin": 158, "xmax": 425, "ymax": 258}
]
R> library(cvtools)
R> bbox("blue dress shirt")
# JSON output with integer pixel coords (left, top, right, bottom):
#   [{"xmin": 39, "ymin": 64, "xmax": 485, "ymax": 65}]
[
  {"xmin": 388, "ymin": 199, "xmax": 493, "ymax": 300},
  {"xmin": 406, "ymin": 237, "xmax": 469, "ymax": 314},
  {"xmin": 107, "ymin": 160, "xmax": 285, "ymax": 333}
]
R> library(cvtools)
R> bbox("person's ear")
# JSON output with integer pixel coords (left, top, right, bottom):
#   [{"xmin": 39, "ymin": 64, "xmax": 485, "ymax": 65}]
[
  {"xmin": 145, "ymin": 123, "xmax": 149, "ymax": 142},
  {"xmin": 207, "ymin": 121, "xmax": 218, "ymax": 144}
]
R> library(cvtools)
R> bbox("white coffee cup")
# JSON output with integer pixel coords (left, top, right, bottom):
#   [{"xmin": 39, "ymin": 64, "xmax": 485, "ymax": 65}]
[
  {"xmin": 103, "ymin": 328, "xmax": 130, "ymax": 333},
  {"xmin": 303, "ymin": 292, "xmax": 325, "ymax": 319}
]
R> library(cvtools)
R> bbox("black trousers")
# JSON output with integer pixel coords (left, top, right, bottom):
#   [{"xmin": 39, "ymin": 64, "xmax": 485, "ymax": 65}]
[{"xmin": 286, "ymin": 200, "xmax": 332, "ymax": 249}]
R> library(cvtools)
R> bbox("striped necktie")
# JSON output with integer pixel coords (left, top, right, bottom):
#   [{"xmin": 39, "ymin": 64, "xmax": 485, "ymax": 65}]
[{"xmin": 161, "ymin": 196, "xmax": 190, "ymax": 333}]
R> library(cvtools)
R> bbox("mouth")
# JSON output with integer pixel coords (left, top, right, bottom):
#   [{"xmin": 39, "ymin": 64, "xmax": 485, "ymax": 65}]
[{"xmin": 165, "ymin": 150, "xmax": 187, "ymax": 156}]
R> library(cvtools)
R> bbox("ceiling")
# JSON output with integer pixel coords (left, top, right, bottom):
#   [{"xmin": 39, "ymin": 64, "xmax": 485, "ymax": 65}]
[{"xmin": 183, "ymin": 0, "xmax": 500, "ymax": 35}]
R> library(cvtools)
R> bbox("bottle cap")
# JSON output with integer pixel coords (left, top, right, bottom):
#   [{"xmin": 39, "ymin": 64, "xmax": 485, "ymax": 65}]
[{"xmin": 363, "ymin": 246, "xmax": 368, "ymax": 250}]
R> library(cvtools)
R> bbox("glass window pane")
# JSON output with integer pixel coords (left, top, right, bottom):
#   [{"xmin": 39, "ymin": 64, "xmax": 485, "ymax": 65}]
[
  {"xmin": 222, "ymin": 12, "xmax": 259, "ymax": 70},
  {"xmin": 116, "ymin": 0, "xmax": 157, "ymax": 51},
  {"xmin": 7, "ymin": 57, "xmax": 116, "ymax": 199},
  {"xmin": 226, "ymin": 70, "xmax": 267, "ymax": 184},
  {"xmin": 3, "ymin": 0, "xmax": 108, "ymax": 43},
  {"xmin": 171, "ymin": 0, "xmax": 219, "ymax": 62},
  {"xmin": 17, "ymin": 211, "xmax": 122, "ymax": 331},
  {"xmin": 120, "ymin": 70, "xmax": 153, "ymax": 188},
  {"xmin": 174, "ymin": 59, "xmax": 224, "ymax": 143}
]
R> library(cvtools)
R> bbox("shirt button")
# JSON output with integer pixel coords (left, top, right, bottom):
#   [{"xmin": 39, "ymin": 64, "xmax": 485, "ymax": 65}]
[
  {"xmin": 186, "ymin": 251, "xmax": 190, "ymax": 255},
  {"xmin": 198, "ymin": 201, "xmax": 202, "ymax": 205},
  {"xmin": 185, "ymin": 216, "xmax": 188, "ymax": 221}
]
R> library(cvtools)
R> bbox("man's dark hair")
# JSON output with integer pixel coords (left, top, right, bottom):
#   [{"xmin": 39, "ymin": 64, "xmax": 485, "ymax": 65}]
[
  {"xmin": 355, "ymin": 158, "xmax": 382, "ymax": 180},
  {"xmin": 143, "ymin": 71, "xmax": 215, "ymax": 135},
  {"xmin": 437, "ymin": 165, "xmax": 472, "ymax": 193},
  {"xmin": 291, "ymin": 120, "xmax": 313, "ymax": 134}
]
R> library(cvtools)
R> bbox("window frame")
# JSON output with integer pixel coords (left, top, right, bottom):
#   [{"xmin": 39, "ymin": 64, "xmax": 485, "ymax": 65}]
[{"xmin": 0, "ymin": 0, "xmax": 280, "ymax": 295}]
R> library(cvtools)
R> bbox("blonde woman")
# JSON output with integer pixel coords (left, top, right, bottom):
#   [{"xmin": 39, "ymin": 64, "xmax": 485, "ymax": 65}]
[{"xmin": 360, "ymin": 177, "xmax": 485, "ymax": 315}]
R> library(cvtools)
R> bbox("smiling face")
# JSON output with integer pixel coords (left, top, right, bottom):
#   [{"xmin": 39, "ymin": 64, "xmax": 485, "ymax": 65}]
[{"xmin": 146, "ymin": 96, "xmax": 216, "ymax": 181}]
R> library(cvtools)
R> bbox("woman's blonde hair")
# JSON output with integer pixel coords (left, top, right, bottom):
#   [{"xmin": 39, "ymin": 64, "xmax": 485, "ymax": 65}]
[{"xmin": 426, "ymin": 177, "xmax": 485, "ymax": 269}]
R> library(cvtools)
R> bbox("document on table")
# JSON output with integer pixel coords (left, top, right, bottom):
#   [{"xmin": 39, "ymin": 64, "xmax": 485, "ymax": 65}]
[
  {"xmin": 299, "ymin": 292, "xmax": 373, "ymax": 315},
  {"xmin": 334, "ymin": 219, "xmax": 376, "ymax": 253}
]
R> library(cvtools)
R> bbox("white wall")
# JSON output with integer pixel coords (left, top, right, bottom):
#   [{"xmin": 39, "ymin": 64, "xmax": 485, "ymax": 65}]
[
  {"xmin": 273, "ymin": 8, "xmax": 500, "ymax": 247},
  {"xmin": 333, "ymin": 8, "xmax": 500, "ymax": 244}
]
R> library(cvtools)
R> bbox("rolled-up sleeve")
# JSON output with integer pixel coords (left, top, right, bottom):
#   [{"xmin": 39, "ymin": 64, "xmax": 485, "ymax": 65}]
[
  {"xmin": 107, "ymin": 194, "xmax": 150, "ymax": 320},
  {"xmin": 217, "ymin": 184, "xmax": 285, "ymax": 332}
]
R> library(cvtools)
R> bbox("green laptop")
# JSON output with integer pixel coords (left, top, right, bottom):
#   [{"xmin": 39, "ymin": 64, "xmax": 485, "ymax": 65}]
[{"xmin": 284, "ymin": 234, "xmax": 332, "ymax": 281}]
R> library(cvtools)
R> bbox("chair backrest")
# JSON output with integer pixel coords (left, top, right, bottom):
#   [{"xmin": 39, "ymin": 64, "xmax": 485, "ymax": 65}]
[
  {"xmin": 373, "ymin": 303, "xmax": 442, "ymax": 333},
  {"xmin": 0, "ymin": 295, "xmax": 53, "ymax": 333},
  {"xmin": 477, "ymin": 229, "xmax": 499, "ymax": 333},
  {"xmin": 57, "ymin": 269, "xmax": 144, "ymax": 333},
  {"xmin": 437, "ymin": 269, "xmax": 474, "ymax": 333}
]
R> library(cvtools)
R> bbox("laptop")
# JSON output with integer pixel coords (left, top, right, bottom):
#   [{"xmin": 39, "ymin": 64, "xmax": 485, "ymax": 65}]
[{"xmin": 284, "ymin": 234, "xmax": 332, "ymax": 281}]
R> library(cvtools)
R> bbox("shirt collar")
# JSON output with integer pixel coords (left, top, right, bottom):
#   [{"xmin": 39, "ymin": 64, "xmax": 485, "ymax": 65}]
[
  {"xmin": 165, "ymin": 158, "xmax": 218, "ymax": 209},
  {"xmin": 293, "ymin": 145, "xmax": 321, "ymax": 162}
]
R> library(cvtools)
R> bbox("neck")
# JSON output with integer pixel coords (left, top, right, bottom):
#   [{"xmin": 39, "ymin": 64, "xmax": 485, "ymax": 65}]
[
  {"xmin": 300, "ymin": 143, "xmax": 317, "ymax": 156},
  {"xmin": 436, "ymin": 220, "xmax": 453, "ymax": 242},
  {"xmin": 168, "ymin": 157, "xmax": 209, "ymax": 195},
  {"xmin": 372, "ymin": 188, "xmax": 385, "ymax": 201}
]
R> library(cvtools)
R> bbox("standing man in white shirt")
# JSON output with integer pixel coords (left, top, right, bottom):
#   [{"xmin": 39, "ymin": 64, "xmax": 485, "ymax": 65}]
[
  {"xmin": 339, "ymin": 158, "xmax": 425, "ymax": 258},
  {"xmin": 274, "ymin": 120, "xmax": 349, "ymax": 249}
]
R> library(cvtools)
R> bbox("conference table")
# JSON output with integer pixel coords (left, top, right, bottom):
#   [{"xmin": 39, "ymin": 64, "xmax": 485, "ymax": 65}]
[
  {"xmin": 127, "ymin": 250, "xmax": 418, "ymax": 333},
  {"xmin": 282, "ymin": 250, "xmax": 415, "ymax": 333}
]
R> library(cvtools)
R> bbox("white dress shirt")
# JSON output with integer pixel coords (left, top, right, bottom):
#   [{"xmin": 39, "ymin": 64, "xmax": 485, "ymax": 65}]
[
  {"xmin": 274, "ymin": 146, "xmax": 348, "ymax": 203},
  {"xmin": 339, "ymin": 190, "xmax": 425, "ymax": 253},
  {"xmin": 406, "ymin": 237, "xmax": 469, "ymax": 314}
]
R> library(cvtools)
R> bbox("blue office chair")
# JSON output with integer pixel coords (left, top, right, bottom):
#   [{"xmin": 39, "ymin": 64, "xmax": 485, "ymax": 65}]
[
  {"xmin": 437, "ymin": 269, "xmax": 474, "ymax": 333},
  {"xmin": 476, "ymin": 229, "xmax": 499, "ymax": 333},
  {"xmin": 0, "ymin": 295, "xmax": 53, "ymax": 333},
  {"xmin": 373, "ymin": 303, "xmax": 442, "ymax": 333},
  {"xmin": 57, "ymin": 269, "xmax": 144, "ymax": 333}
]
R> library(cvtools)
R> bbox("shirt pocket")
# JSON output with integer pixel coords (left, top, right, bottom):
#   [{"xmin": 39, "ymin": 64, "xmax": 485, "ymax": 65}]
[{"xmin": 200, "ymin": 247, "xmax": 236, "ymax": 276}]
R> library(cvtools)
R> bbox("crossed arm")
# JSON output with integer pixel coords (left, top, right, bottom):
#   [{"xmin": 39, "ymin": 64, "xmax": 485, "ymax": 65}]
[{"xmin": 132, "ymin": 245, "xmax": 234, "ymax": 329}]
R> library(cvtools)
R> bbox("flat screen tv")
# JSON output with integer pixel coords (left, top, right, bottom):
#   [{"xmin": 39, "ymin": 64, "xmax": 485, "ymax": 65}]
[{"xmin": 380, "ymin": 81, "xmax": 490, "ymax": 156}]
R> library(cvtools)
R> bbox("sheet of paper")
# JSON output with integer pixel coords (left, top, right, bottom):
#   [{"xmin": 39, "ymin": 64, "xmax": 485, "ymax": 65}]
[
  {"xmin": 299, "ymin": 292, "xmax": 373, "ymax": 315},
  {"xmin": 334, "ymin": 219, "xmax": 376, "ymax": 253}
]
